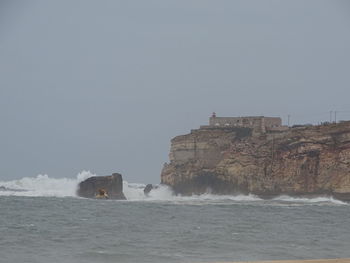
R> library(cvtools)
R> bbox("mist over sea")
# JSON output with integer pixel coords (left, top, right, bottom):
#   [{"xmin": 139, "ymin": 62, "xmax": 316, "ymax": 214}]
[{"xmin": 0, "ymin": 171, "xmax": 349, "ymax": 263}]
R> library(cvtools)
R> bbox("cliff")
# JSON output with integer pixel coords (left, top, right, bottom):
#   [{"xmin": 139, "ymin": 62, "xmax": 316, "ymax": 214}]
[{"xmin": 161, "ymin": 122, "xmax": 350, "ymax": 201}]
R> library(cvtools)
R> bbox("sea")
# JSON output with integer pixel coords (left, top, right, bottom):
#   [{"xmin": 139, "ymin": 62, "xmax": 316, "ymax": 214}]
[{"xmin": 0, "ymin": 171, "xmax": 349, "ymax": 263}]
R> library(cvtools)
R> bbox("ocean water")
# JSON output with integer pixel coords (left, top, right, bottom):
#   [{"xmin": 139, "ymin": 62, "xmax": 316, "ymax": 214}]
[{"xmin": 0, "ymin": 171, "xmax": 349, "ymax": 263}]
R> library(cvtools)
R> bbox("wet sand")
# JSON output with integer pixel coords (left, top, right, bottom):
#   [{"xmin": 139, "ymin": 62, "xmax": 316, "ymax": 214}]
[{"xmin": 212, "ymin": 259, "xmax": 350, "ymax": 263}]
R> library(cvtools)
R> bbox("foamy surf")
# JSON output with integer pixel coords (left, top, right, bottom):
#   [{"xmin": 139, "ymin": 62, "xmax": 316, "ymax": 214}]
[
  {"xmin": 0, "ymin": 172, "xmax": 348, "ymax": 205},
  {"xmin": 0, "ymin": 171, "xmax": 94, "ymax": 197},
  {"xmin": 272, "ymin": 195, "xmax": 348, "ymax": 205}
]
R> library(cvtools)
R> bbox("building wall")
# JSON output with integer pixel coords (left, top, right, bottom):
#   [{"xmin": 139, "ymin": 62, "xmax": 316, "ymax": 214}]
[
  {"xmin": 209, "ymin": 116, "xmax": 263, "ymax": 127},
  {"xmin": 208, "ymin": 116, "xmax": 282, "ymax": 133},
  {"xmin": 263, "ymin": 117, "xmax": 282, "ymax": 128}
]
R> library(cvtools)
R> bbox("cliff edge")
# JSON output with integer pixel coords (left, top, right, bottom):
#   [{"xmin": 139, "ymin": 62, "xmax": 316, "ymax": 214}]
[{"xmin": 161, "ymin": 122, "xmax": 350, "ymax": 201}]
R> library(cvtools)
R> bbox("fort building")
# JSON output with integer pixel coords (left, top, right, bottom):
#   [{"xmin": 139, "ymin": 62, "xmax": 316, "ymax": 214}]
[{"xmin": 200, "ymin": 112, "xmax": 286, "ymax": 134}]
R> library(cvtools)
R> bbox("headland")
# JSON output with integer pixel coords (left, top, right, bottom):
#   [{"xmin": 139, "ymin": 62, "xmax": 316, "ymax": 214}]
[{"xmin": 161, "ymin": 114, "xmax": 350, "ymax": 201}]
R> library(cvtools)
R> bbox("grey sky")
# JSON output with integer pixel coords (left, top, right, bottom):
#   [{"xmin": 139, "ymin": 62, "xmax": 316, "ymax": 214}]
[{"xmin": 1, "ymin": 0, "xmax": 350, "ymax": 182}]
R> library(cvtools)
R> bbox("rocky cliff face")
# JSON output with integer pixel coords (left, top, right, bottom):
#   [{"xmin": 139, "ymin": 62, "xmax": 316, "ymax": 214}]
[{"xmin": 161, "ymin": 122, "xmax": 350, "ymax": 200}]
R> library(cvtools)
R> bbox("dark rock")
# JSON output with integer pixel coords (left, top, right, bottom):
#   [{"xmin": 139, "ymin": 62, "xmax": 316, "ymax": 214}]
[
  {"xmin": 144, "ymin": 184, "xmax": 154, "ymax": 195},
  {"xmin": 77, "ymin": 173, "xmax": 126, "ymax": 200},
  {"xmin": 170, "ymin": 172, "xmax": 249, "ymax": 196}
]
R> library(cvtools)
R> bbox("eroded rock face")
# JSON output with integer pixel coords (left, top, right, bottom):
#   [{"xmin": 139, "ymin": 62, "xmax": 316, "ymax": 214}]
[
  {"xmin": 161, "ymin": 123, "xmax": 350, "ymax": 201},
  {"xmin": 77, "ymin": 173, "xmax": 126, "ymax": 200}
]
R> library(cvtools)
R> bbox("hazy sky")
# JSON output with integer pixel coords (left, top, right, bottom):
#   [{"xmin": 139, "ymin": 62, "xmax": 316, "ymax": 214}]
[{"xmin": 1, "ymin": 0, "xmax": 350, "ymax": 182}]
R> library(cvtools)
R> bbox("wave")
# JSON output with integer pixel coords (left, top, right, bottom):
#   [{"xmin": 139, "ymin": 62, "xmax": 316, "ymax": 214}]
[
  {"xmin": 0, "ymin": 172, "xmax": 348, "ymax": 205},
  {"xmin": 272, "ymin": 195, "xmax": 347, "ymax": 205},
  {"xmin": 123, "ymin": 182, "xmax": 175, "ymax": 201},
  {"xmin": 123, "ymin": 183, "xmax": 262, "ymax": 203},
  {"xmin": 0, "ymin": 171, "xmax": 93, "ymax": 197}
]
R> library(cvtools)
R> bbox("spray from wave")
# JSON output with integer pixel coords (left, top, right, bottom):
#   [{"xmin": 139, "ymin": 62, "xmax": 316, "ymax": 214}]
[
  {"xmin": 0, "ymin": 171, "xmax": 348, "ymax": 205},
  {"xmin": 0, "ymin": 171, "xmax": 94, "ymax": 197},
  {"xmin": 0, "ymin": 171, "xmax": 174, "ymax": 199},
  {"xmin": 0, "ymin": 172, "xmax": 269, "ymax": 202}
]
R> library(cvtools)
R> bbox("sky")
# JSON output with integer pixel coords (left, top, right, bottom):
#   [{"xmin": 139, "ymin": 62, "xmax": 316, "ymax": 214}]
[{"xmin": 0, "ymin": 0, "xmax": 350, "ymax": 183}]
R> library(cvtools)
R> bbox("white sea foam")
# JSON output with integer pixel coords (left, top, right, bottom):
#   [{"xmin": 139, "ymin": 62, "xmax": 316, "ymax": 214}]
[
  {"xmin": 123, "ymin": 181, "xmax": 175, "ymax": 201},
  {"xmin": 123, "ymin": 182, "xmax": 261, "ymax": 203},
  {"xmin": 0, "ymin": 172, "xmax": 348, "ymax": 205},
  {"xmin": 272, "ymin": 195, "xmax": 347, "ymax": 205},
  {"xmin": 0, "ymin": 171, "xmax": 94, "ymax": 197}
]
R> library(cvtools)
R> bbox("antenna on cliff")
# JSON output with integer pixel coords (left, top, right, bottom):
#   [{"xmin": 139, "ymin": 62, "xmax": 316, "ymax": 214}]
[
  {"xmin": 330, "ymin": 111, "xmax": 333, "ymax": 122},
  {"xmin": 335, "ymin": 111, "xmax": 337, "ymax": 123}
]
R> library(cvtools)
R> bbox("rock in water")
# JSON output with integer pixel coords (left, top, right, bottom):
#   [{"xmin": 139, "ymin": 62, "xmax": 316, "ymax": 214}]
[
  {"xmin": 77, "ymin": 173, "xmax": 126, "ymax": 200},
  {"xmin": 144, "ymin": 184, "xmax": 154, "ymax": 195}
]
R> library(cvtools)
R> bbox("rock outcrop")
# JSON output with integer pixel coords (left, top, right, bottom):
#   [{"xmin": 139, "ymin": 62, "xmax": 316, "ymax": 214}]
[
  {"xmin": 161, "ymin": 122, "xmax": 350, "ymax": 201},
  {"xmin": 77, "ymin": 173, "xmax": 126, "ymax": 200},
  {"xmin": 144, "ymin": 184, "xmax": 154, "ymax": 195},
  {"xmin": 143, "ymin": 184, "xmax": 159, "ymax": 196}
]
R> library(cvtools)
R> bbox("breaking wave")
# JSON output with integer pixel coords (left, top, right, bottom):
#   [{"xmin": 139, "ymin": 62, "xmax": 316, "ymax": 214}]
[
  {"xmin": 0, "ymin": 171, "xmax": 94, "ymax": 197},
  {"xmin": 272, "ymin": 195, "xmax": 347, "ymax": 205},
  {"xmin": 0, "ymin": 172, "xmax": 348, "ymax": 205}
]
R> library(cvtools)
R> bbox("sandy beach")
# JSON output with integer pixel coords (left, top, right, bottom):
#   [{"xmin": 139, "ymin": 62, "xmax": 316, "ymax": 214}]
[{"xmin": 213, "ymin": 259, "xmax": 350, "ymax": 263}]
